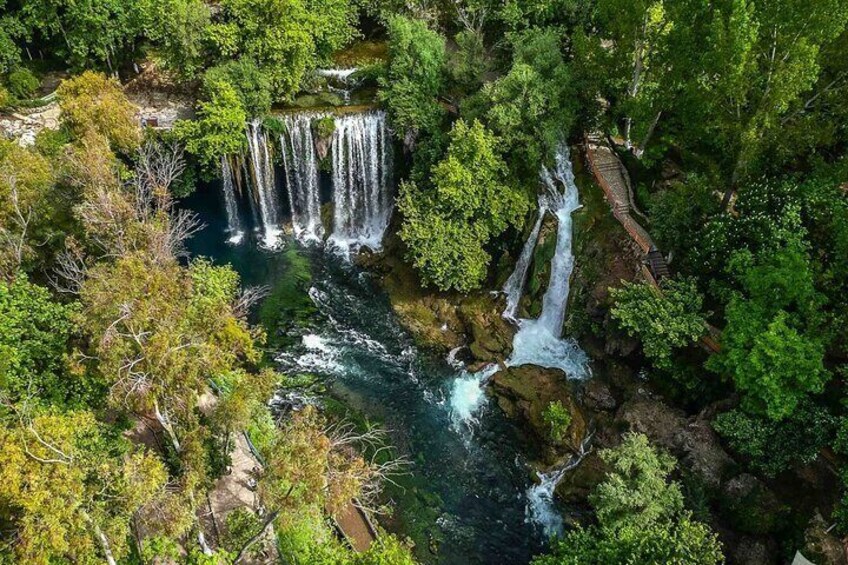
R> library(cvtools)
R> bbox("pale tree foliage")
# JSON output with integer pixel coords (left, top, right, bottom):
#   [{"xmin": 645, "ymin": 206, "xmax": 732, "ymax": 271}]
[
  {"xmin": 258, "ymin": 406, "xmax": 407, "ymax": 533},
  {"xmin": 0, "ymin": 406, "xmax": 168, "ymax": 565},
  {"xmin": 0, "ymin": 141, "xmax": 56, "ymax": 280},
  {"xmin": 51, "ymin": 138, "xmax": 263, "ymax": 556}
]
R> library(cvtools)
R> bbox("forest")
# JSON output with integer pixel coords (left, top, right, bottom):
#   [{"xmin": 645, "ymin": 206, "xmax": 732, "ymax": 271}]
[{"xmin": 0, "ymin": 0, "xmax": 847, "ymax": 563}]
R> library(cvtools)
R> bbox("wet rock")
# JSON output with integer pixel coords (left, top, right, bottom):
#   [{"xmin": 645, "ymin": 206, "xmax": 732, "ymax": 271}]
[
  {"xmin": 583, "ymin": 380, "xmax": 616, "ymax": 412},
  {"xmin": 457, "ymin": 294, "xmax": 514, "ymax": 363},
  {"xmin": 489, "ymin": 366, "xmax": 587, "ymax": 456},
  {"xmin": 554, "ymin": 450, "xmax": 607, "ymax": 503},
  {"xmin": 524, "ymin": 213, "xmax": 558, "ymax": 318},
  {"xmin": 720, "ymin": 474, "xmax": 785, "ymax": 536},
  {"xmin": 616, "ymin": 392, "xmax": 733, "ymax": 489}
]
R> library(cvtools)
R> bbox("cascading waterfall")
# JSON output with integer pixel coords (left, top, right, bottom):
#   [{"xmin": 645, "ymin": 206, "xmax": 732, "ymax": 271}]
[
  {"xmin": 220, "ymin": 156, "xmax": 245, "ymax": 244},
  {"xmin": 502, "ymin": 194, "xmax": 548, "ymax": 321},
  {"xmin": 526, "ymin": 433, "xmax": 592, "ymax": 537},
  {"xmin": 506, "ymin": 144, "xmax": 590, "ymax": 378},
  {"xmin": 279, "ymin": 113, "xmax": 325, "ymax": 242},
  {"xmin": 245, "ymin": 119, "xmax": 283, "ymax": 248},
  {"xmin": 448, "ymin": 364, "xmax": 500, "ymax": 430},
  {"xmin": 328, "ymin": 111, "xmax": 393, "ymax": 253}
]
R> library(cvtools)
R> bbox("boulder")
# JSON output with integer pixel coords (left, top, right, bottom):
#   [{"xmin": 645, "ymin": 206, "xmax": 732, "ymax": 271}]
[
  {"xmin": 489, "ymin": 366, "xmax": 587, "ymax": 455},
  {"xmin": 616, "ymin": 392, "xmax": 733, "ymax": 489},
  {"xmin": 583, "ymin": 379, "xmax": 617, "ymax": 412},
  {"xmin": 457, "ymin": 294, "xmax": 515, "ymax": 363},
  {"xmin": 731, "ymin": 535, "xmax": 779, "ymax": 565},
  {"xmin": 554, "ymin": 450, "xmax": 607, "ymax": 503},
  {"xmin": 719, "ymin": 474, "xmax": 785, "ymax": 536},
  {"xmin": 804, "ymin": 511, "xmax": 848, "ymax": 565}
]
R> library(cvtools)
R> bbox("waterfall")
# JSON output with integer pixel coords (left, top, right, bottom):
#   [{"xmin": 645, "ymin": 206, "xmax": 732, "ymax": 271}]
[
  {"xmin": 448, "ymin": 364, "xmax": 500, "ymax": 431},
  {"xmin": 526, "ymin": 433, "xmax": 592, "ymax": 537},
  {"xmin": 245, "ymin": 120, "xmax": 283, "ymax": 248},
  {"xmin": 503, "ymin": 194, "xmax": 548, "ymax": 321},
  {"xmin": 279, "ymin": 113, "xmax": 325, "ymax": 242},
  {"xmin": 506, "ymin": 144, "xmax": 590, "ymax": 378},
  {"xmin": 220, "ymin": 156, "xmax": 245, "ymax": 244},
  {"xmin": 316, "ymin": 68, "xmax": 359, "ymax": 83},
  {"xmin": 328, "ymin": 111, "xmax": 393, "ymax": 253}
]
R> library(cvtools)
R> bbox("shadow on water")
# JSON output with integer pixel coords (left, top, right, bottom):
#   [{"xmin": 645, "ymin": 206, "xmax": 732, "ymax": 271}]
[{"xmin": 180, "ymin": 180, "xmax": 548, "ymax": 564}]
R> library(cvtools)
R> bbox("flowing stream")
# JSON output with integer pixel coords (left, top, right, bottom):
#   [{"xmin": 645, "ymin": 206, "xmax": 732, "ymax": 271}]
[
  {"xmin": 183, "ymin": 130, "xmax": 592, "ymax": 563},
  {"xmin": 182, "ymin": 181, "xmax": 556, "ymax": 564}
]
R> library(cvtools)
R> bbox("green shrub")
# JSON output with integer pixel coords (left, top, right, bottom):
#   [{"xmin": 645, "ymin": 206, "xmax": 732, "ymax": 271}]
[
  {"xmin": 315, "ymin": 115, "xmax": 335, "ymax": 139},
  {"xmin": 542, "ymin": 400, "xmax": 572, "ymax": 443},
  {"xmin": 7, "ymin": 67, "xmax": 39, "ymax": 99}
]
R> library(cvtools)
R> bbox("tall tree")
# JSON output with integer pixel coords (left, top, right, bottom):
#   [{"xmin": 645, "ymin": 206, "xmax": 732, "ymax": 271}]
[
  {"xmin": 398, "ymin": 119, "xmax": 528, "ymax": 291},
  {"xmin": 533, "ymin": 433, "xmax": 723, "ymax": 564}
]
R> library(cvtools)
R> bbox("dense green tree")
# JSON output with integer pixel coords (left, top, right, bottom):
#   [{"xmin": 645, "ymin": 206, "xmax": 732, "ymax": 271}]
[
  {"xmin": 175, "ymin": 80, "xmax": 248, "ymax": 174},
  {"xmin": 0, "ymin": 275, "xmax": 80, "ymax": 406},
  {"xmin": 17, "ymin": 0, "xmax": 147, "ymax": 69},
  {"xmin": 610, "ymin": 277, "xmax": 707, "ymax": 368},
  {"xmin": 378, "ymin": 15, "xmax": 446, "ymax": 145},
  {"xmin": 143, "ymin": 0, "xmax": 212, "ymax": 78},
  {"xmin": 466, "ymin": 29, "xmax": 576, "ymax": 177},
  {"xmin": 398, "ymin": 119, "xmax": 528, "ymax": 291},
  {"xmin": 708, "ymin": 241, "xmax": 828, "ymax": 420},
  {"xmin": 210, "ymin": 0, "xmax": 355, "ymax": 99},
  {"xmin": 714, "ymin": 402, "xmax": 836, "ymax": 477},
  {"xmin": 202, "ymin": 58, "xmax": 273, "ymax": 118},
  {"xmin": 533, "ymin": 433, "xmax": 722, "ymax": 564}
]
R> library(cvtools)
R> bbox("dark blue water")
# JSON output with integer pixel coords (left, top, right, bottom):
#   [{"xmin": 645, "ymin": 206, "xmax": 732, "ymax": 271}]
[{"xmin": 180, "ymin": 180, "xmax": 547, "ymax": 564}]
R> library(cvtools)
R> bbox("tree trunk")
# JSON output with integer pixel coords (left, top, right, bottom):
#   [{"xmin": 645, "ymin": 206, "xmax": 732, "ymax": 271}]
[
  {"xmin": 153, "ymin": 400, "xmax": 181, "ymax": 452},
  {"xmin": 234, "ymin": 511, "xmax": 280, "ymax": 564}
]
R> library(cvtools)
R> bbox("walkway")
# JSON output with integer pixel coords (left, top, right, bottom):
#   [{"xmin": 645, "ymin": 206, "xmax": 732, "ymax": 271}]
[
  {"xmin": 584, "ymin": 133, "xmax": 722, "ymax": 354},
  {"xmin": 584, "ymin": 133, "xmax": 655, "ymax": 253}
]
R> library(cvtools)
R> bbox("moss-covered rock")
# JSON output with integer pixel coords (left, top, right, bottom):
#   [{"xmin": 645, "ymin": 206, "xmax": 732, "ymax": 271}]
[
  {"xmin": 489, "ymin": 366, "xmax": 587, "ymax": 458},
  {"xmin": 457, "ymin": 294, "xmax": 514, "ymax": 362},
  {"xmin": 554, "ymin": 450, "xmax": 607, "ymax": 503},
  {"xmin": 719, "ymin": 474, "xmax": 786, "ymax": 536},
  {"xmin": 525, "ymin": 213, "xmax": 557, "ymax": 318}
]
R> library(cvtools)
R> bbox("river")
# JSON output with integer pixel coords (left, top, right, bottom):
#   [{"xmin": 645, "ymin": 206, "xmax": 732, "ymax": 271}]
[{"xmin": 180, "ymin": 181, "xmax": 552, "ymax": 564}]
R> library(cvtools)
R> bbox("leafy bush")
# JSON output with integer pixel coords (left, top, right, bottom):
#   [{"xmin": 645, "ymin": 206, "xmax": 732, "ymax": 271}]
[
  {"xmin": 542, "ymin": 400, "xmax": 572, "ymax": 443},
  {"xmin": 610, "ymin": 277, "xmax": 707, "ymax": 368},
  {"xmin": 7, "ymin": 67, "xmax": 39, "ymax": 99},
  {"xmin": 713, "ymin": 403, "xmax": 836, "ymax": 477}
]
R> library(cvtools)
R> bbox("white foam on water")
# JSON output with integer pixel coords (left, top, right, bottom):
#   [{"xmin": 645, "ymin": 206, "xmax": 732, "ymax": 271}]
[
  {"xmin": 506, "ymin": 144, "xmax": 590, "ymax": 379},
  {"xmin": 448, "ymin": 364, "xmax": 499, "ymax": 429},
  {"xmin": 526, "ymin": 433, "xmax": 592, "ymax": 537}
]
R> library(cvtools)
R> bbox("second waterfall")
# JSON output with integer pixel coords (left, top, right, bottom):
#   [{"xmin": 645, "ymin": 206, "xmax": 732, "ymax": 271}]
[{"xmin": 225, "ymin": 110, "xmax": 394, "ymax": 251}]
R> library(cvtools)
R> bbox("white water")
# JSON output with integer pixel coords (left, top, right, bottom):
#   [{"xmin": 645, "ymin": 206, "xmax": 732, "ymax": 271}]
[
  {"xmin": 246, "ymin": 120, "xmax": 283, "ymax": 248},
  {"xmin": 220, "ymin": 156, "xmax": 245, "ymax": 244},
  {"xmin": 316, "ymin": 68, "xmax": 359, "ymax": 83},
  {"xmin": 280, "ymin": 113, "xmax": 325, "ymax": 242},
  {"xmin": 506, "ymin": 145, "xmax": 590, "ymax": 379},
  {"xmin": 328, "ymin": 111, "xmax": 393, "ymax": 253},
  {"xmin": 449, "ymin": 364, "xmax": 500, "ymax": 429},
  {"xmin": 502, "ymin": 194, "xmax": 548, "ymax": 321},
  {"xmin": 526, "ymin": 433, "xmax": 592, "ymax": 537}
]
